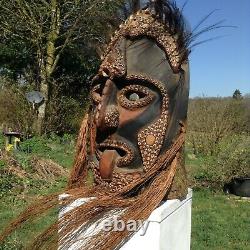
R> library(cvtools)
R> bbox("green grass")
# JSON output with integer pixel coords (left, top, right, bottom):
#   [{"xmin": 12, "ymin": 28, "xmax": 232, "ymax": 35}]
[
  {"xmin": 1, "ymin": 189, "xmax": 249, "ymax": 249},
  {"xmin": 0, "ymin": 133, "xmax": 71, "ymax": 248},
  {"xmin": 192, "ymin": 189, "xmax": 250, "ymax": 250},
  {"xmin": 17, "ymin": 134, "xmax": 76, "ymax": 168},
  {"xmin": 0, "ymin": 132, "xmax": 75, "ymax": 169},
  {"xmin": 186, "ymin": 146, "xmax": 250, "ymax": 249},
  {"xmin": 0, "ymin": 179, "xmax": 67, "ymax": 249},
  {"xmin": 0, "ymin": 134, "xmax": 249, "ymax": 249}
]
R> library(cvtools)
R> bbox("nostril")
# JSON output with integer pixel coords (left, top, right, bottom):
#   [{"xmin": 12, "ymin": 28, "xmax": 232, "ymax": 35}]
[{"xmin": 104, "ymin": 105, "xmax": 119, "ymax": 128}]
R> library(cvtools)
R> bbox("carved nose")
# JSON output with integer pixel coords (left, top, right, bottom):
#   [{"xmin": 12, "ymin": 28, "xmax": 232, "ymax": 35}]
[
  {"xmin": 96, "ymin": 104, "xmax": 119, "ymax": 131},
  {"xmin": 95, "ymin": 80, "xmax": 119, "ymax": 131},
  {"xmin": 104, "ymin": 105, "xmax": 119, "ymax": 128}
]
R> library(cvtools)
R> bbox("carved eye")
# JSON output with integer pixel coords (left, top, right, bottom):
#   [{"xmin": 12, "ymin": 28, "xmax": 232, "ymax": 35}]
[
  {"xmin": 118, "ymin": 85, "xmax": 154, "ymax": 110},
  {"xmin": 91, "ymin": 84, "xmax": 102, "ymax": 104},
  {"xmin": 126, "ymin": 91, "xmax": 147, "ymax": 101},
  {"xmin": 128, "ymin": 93, "xmax": 140, "ymax": 101}
]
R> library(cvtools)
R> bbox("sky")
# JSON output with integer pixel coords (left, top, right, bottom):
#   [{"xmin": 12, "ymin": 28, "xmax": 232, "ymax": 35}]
[{"xmin": 174, "ymin": 0, "xmax": 250, "ymax": 97}]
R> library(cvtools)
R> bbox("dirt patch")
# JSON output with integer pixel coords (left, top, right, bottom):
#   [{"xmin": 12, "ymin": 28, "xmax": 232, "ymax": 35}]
[
  {"xmin": 0, "ymin": 150, "xmax": 69, "ymax": 182},
  {"xmin": 30, "ymin": 157, "xmax": 69, "ymax": 182}
]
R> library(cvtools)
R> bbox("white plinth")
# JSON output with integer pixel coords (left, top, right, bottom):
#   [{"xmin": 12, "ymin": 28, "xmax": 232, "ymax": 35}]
[
  {"xmin": 121, "ymin": 188, "xmax": 192, "ymax": 250},
  {"xmin": 59, "ymin": 189, "xmax": 192, "ymax": 250}
]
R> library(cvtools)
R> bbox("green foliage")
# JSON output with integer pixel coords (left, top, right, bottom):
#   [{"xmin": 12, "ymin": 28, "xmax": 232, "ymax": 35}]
[
  {"xmin": 186, "ymin": 151, "xmax": 215, "ymax": 189},
  {"xmin": 232, "ymin": 89, "xmax": 242, "ymax": 100},
  {"xmin": 1, "ymin": 189, "xmax": 249, "ymax": 249},
  {"xmin": 51, "ymin": 133, "xmax": 75, "ymax": 167},
  {"xmin": 186, "ymin": 135, "xmax": 250, "ymax": 189},
  {"xmin": 213, "ymin": 135, "xmax": 250, "ymax": 183},
  {"xmin": 243, "ymin": 95, "xmax": 250, "ymax": 133},
  {"xmin": 0, "ymin": 133, "xmax": 74, "ymax": 199},
  {"xmin": 187, "ymin": 96, "xmax": 250, "ymax": 190},
  {"xmin": 0, "ymin": 236, "xmax": 24, "ymax": 250},
  {"xmin": 0, "ymin": 173, "xmax": 24, "ymax": 198},
  {"xmin": 0, "ymin": 0, "xmax": 125, "ymax": 135},
  {"xmin": 0, "ymin": 159, "xmax": 7, "ymax": 170},
  {"xmin": 19, "ymin": 136, "xmax": 51, "ymax": 155},
  {"xmin": 0, "ymin": 40, "xmax": 33, "ymax": 79},
  {"xmin": 44, "ymin": 95, "xmax": 88, "ymax": 134},
  {"xmin": 0, "ymin": 195, "xmax": 59, "ymax": 250},
  {"xmin": 0, "ymin": 124, "xmax": 75, "ymax": 247},
  {"xmin": 17, "ymin": 134, "xmax": 75, "ymax": 168},
  {"xmin": 0, "ymin": 82, "xmax": 35, "ymax": 134},
  {"xmin": 187, "ymin": 97, "xmax": 249, "ymax": 156},
  {"xmin": 0, "ymin": 133, "xmax": 5, "ymax": 149}
]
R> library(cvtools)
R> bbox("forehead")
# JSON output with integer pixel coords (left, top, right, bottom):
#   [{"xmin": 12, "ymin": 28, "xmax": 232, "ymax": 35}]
[
  {"xmin": 97, "ymin": 37, "xmax": 182, "ymax": 94},
  {"xmin": 122, "ymin": 38, "xmax": 181, "ymax": 91}
]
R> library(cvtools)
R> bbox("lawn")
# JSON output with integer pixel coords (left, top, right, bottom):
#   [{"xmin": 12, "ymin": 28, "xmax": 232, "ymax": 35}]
[
  {"xmin": 0, "ymin": 134, "xmax": 249, "ymax": 249},
  {"xmin": 1, "ymin": 188, "xmax": 249, "ymax": 249},
  {"xmin": 192, "ymin": 189, "xmax": 250, "ymax": 250}
]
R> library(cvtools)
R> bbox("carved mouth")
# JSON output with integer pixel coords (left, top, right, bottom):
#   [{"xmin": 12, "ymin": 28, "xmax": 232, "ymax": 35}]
[{"xmin": 96, "ymin": 140, "xmax": 134, "ymax": 167}]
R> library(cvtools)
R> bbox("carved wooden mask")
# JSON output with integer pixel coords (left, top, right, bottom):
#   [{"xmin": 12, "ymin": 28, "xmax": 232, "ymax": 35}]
[{"xmin": 89, "ymin": 10, "xmax": 189, "ymax": 192}]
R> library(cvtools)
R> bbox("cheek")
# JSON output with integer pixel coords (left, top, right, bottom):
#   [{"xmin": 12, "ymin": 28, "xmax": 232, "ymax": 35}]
[
  {"xmin": 119, "ymin": 98, "xmax": 161, "ymax": 127},
  {"xmin": 117, "ymin": 98, "xmax": 162, "ymax": 139},
  {"xmin": 118, "ymin": 106, "xmax": 147, "ymax": 126}
]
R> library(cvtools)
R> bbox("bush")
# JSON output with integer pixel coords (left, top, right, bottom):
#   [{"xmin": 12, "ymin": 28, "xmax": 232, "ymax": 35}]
[
  {"xmin": 0, "ymin": 172, "xmax": 24, "ymax": 198},
  {"xmin": 0, "ymin": 159, "xmax": 7, "ymax": 169},
  {"xmin": 187, "ymin": 97, "xmax": 249, "ymax": 156},
  {"xmin": 0, "ymin": 81, "xmax": 35, "ymax": 134},
  {"xmin": 215, "ymin": 135, "xmax": 250, "ymax": 183},
  {"xmin": 243, "ymin": 95, "xmax": 250, "ymax": 133},
  {"xmin": 44, "ymin": 95, "xmax": 88, "ymax": 134},
  {"xmin": 0, "ymin": 133, "xmax": 5, "ymax": 150},
  {"xmin": 15, "ymin": 133, "xmax": 75, "ymax": 168},
  {"xmin": 19, "ymin": 136, "xmax": 51, "ymax": 155},
  {"xmin": 190, "ymin": 135, "xmax": 250, "ymax": 189}
]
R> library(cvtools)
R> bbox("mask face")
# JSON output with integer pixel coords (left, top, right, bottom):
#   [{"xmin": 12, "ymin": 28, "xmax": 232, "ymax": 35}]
[{"xmin": 90, "ymin": 37, "xmax": 186, "ymax": 191}]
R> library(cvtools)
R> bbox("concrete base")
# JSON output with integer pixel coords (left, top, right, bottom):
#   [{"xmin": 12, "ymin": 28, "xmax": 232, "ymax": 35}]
[{"xmin": 59, "ymin": 189, "xmax": 192, "ymax": 250}]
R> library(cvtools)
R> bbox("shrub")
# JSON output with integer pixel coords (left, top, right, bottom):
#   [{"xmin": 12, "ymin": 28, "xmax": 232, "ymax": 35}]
[
  {"xmin": 0, "ymin": 172, "xmax": 24, "ymax": 198},
  {"xmin": 0, "ymin": 133, "xmax": 5, "ymax": 150},
  {"xmin": 19, "ymin": 136, "xmax": 51, "ymax": 155},
  {"xmin": 215, "ymin": 135, "xmax": 250, "ymax": 183},
  {"xmin": 190, "ymin": 135, "xmax": 250, "ymax": 189},
  {"xmin": 187, "ymin": 97, "xmax": 249, "ymax": 156},
  {"xmin": 0, "ymin": 82, "xmax": 35, "ymax": 134},
  {"xmin": 44, "ymin": 95, "xmax": 87, "ymax": 134},
  {"xmin": 0, "ymin": 159, "xmax": 7, "ymax": 170}
]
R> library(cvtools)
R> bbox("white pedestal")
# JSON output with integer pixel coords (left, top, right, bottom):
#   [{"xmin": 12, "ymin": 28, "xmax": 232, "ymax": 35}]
[
  {"xmin": 59, "ymin": 189, "xmax": 192, "ymax": 250},
  {"xmin": 121, "ymin": 188, "xmax": 192, "ymax": 250}
]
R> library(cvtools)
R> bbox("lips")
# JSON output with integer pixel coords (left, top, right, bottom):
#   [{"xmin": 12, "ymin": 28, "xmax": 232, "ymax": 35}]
[{"xmin": 96, "ymin": 140, "xmax": 134, "ymax": 169}]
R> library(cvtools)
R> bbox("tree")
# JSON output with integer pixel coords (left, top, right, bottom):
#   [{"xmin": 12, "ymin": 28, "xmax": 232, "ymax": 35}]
[
  {"xmin": 233, "ymin": 89, "xmax": 242, "ymax": 100},
  {"xmin": 0, "ymin": 0, "xmax": 124, "ymax": 134}
]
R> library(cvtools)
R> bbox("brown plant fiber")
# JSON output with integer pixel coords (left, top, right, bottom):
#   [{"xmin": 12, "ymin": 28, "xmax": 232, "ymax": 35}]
[
  {"xmin": 68, "ymin": 114, "xmax": 89, "ymax": 188},
  {"xmin": 0, "ymin": 114, "xmax": 185, "ymax": 249},
  {"xmin": 29, "ymin": 152, "xmax": 179, "ymax": 250},
  {"xmin": 56, "ymin": 131, "xmax": 183, "ymax": 250}
]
